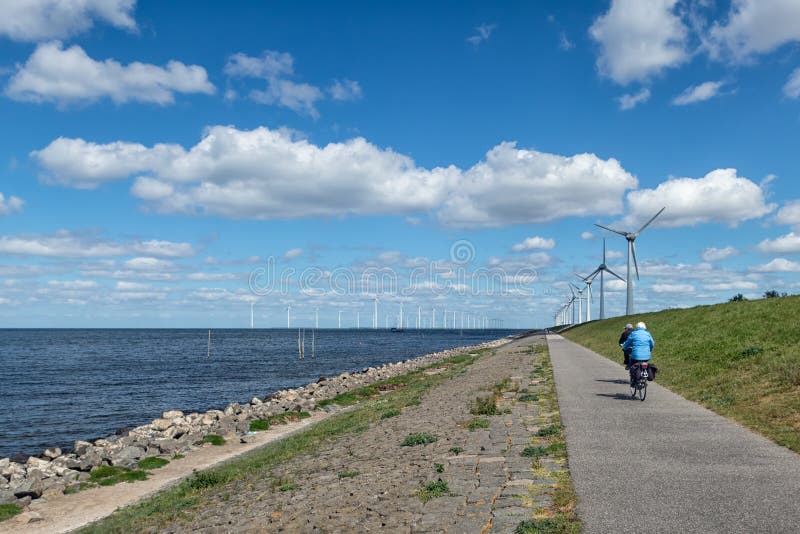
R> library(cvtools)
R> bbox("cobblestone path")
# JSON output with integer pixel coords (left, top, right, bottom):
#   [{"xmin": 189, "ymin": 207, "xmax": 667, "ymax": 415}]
[{"xmin": 161, "ymin": 335, "xmax": 566, "ymax": 533}]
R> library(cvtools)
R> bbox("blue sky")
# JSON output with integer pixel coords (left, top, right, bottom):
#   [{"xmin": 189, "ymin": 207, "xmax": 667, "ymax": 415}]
[{"xmin": 1, "ymin": 0, "xmax": 800, "ymax": 328}]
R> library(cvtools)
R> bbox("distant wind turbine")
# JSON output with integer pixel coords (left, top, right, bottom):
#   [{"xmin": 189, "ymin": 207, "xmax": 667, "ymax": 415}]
[
  {"xmin": 595, "ymin": 207, "xmax": 665, "ymax": 315},
  {"xmin": 582, "ymin": 238, "xmax": 625, "ymax": 320}
]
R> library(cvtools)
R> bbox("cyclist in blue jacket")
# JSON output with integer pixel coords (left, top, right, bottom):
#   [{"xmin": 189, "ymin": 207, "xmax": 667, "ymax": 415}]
[{"xmin": 622, "ymin": 322, "xmax": 654, "ymax": 384}]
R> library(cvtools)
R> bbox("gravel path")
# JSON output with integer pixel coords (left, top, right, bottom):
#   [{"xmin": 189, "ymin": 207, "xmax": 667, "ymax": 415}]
[
  {"xmin": 159, "ymin": 335, "xmax": 560, "ymax": 533},
  {"xmin": 548, "ymin": 334, "xmax": 800, "ymax": 534}
]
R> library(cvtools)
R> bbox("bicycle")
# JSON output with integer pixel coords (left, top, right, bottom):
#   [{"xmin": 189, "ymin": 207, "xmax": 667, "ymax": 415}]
[{"xmin": 629, "ymin": 361, "xmax": 650, "ymax": 401}]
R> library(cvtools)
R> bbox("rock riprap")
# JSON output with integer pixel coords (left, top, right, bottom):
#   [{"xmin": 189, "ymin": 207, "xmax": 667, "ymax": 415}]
[{"xmin": 0, "ymin": 338, "xmax": 508, "ymax": 511}]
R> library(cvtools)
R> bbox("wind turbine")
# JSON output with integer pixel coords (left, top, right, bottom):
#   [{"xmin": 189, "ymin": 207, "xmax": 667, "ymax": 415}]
[
  {"xmin": 338, "ymin": 310, "xmax": 343, "ymax": 329},
  {"xmin": 373, "ymin": 298, "xmax": 378, "ymax": 329},
  {"xmin": 582, "ymin": 238, "xmax": 626, "ymax": 320},
  {"xmin": 287, "ymin": 305, "xmax": 292, "ymax": 329},
  {"xmin": 315, "ymin": 307, "xmax": 319, "ymax": 329},
  {"xmin": 569, "ymin": 282, "xmax": 584, "ymax": 324},
  {"xmin": 595, "ymin": 207, "xmax": 665, "ymax": 315}
]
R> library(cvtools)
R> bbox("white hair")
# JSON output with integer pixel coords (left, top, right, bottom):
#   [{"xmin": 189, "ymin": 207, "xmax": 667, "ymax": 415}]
[{"xmin": 636, "ymin": 321, "xmax": 647, "ymax": 329}]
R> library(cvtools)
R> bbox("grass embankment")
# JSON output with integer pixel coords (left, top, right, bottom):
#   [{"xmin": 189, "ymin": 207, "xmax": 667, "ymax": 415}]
[
  {"xmin": 77, "ymin": 348, "xmax": 491, "ymax": 533},
  {"xmin": 562, "ymin": 296, "xmax": 800, "ymax": 452}
]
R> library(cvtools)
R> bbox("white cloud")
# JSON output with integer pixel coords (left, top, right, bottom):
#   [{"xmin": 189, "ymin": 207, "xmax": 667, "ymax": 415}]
[
  {"xmin": 672, "ymin": 81, "xmax": 725, "ymax": 105},
  {"xmin": 757, "ymin": 232, "xmax": 800, "ymax": 254},
  {"xmin": 0, "ymin": 232, "xmax": 125, "ymax": 257},
  {"xmin": 186, "ymin": 272, "xmax": 239, "ymax": 281},
  {"xmin": 0, "ymin": 192, "xmax": 24, "ymax": 215},
  {"xmin": 115, "ymin": 281, "xmax": 150, "ymax": 290},
  {"xmin": 438, "ymin": 142, "xmax": 638, "ymax": 227},
  {"xmin": 6, "ymin": 41, "xmax": 214, "ymax": 107},
  {"xmin": 123, "ymin": 257, "xmax": 176, "ymax": 271},
  {"xmin": 0, "ymin": 231, "xmax": 195, "ymax": 258},
  {"xmin": 580, "ymin": 231, "xmax": 594, "ymax": 240},
  {"xmin": 467, "ymin": 23, "xmax": 497, "ymax": 45},
  {"xmin": 704, "ymin": 281, "xmax": 758, "ymax": 291},
  {"xmin": 132, "ymin": 240, "xmax": 195, "ymax": 258},
  {"xmin": 605, "ymin": 279, "xmax": 627, "ymax": 291},
  {"xmin": 775, "ymin": 200, "xmax": 800, "ymax": 227},
  {"xmin": 784, "ymin": 68, "xmax": 800, "ymax": 98},
  {"xmin": 624, "ymin": 168, "xmax": 775, "ymax": 228},
  {"xmin": 651, "ymin": 283, "xmax": 695, "ymax": 293},
  {"xmin": 559, "ymin": 32, "xmax": 574, "ymax": 51},
  {"xmin": 48, "ymin": 279, "xmax": 97, "ymax": 289},
  {"xmin": 329, "ymin": 79, "xmax": 362, "ymax": 101},
  {"xmin": 512, "ymin": 236, "xmax": 556, "ymax": 252},
  {"xmin": 618, "ymin": 88, "xmax": 650, "ymax": 110},
  {"xmin": 605, "ymin": 250, "xmax": 624, "ymax": 260},
  {"xmin": 35, "ymin": 127, "xmax": 638, "ymax": 228},
  {"xmin": 225, "ymin": 50, "xmax": 337, "ymax": 117},
  {"xmin": 0, "ymin": 0, "xmax": 136, "ymax": 41},
  {"xmin": 701, "ymin": 246, "xmax": 738, "ymax": 262},
  {"xmin": 752, "ymin": 258, "xmax": 800, "ymax": 272},
  {"xmin": 706, "ymin": 0, "xmax": 800, "ymax": 61},
  {"xmin": 284, "ymin": 248, "xmax": 303, "ymax": 259},
  {"xmin": 526, "ymin": 252, "xmax": 553, "ymax": 268},
  {"xmin": 589, "ymin": 0, "xmax": 688, "ymax": 84}
]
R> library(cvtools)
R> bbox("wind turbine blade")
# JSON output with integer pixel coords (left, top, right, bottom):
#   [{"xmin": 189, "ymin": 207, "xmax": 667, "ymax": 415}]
[
  {"xmin": 594, "ymin": 223, "xmax": 627, "ymax": 237},
  {"xmin": 605, "ymin": 266, "xmax": 625, "ymax": 282},
  {"xmin": 631, "ymin": 241, "xmax": 640, "ymax": 280},
  {"xmin": 586, "ymin": 268, "xmax": 601, "ymax": 281},
  {"xmin": 636, "ymin": 207, "xmax": 666, "ymax": 235}
]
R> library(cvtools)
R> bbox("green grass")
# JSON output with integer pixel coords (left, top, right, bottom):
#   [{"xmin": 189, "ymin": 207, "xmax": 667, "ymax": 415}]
[
  {"xmin": 89, "ymin": 465, "xmax": 148, "ymax": 486},
  {"xmin": 536, "ymin": 424, "xmax": 563, "ymax": 437},
  {"xmin": 521, "ymin": 445, "xmax": 548, "ymax": 458},
  {"xmin": 562, "ymin": 295, "xmax": 800, "ymax": 452},
  {"xmin": 449, "ymin": 446, "xmax": 464, "ymax": 455},
  {"xmin": 466, "ymin": 417, "xmax": 491, "ymax": 430},
  {"xmin": 172, "ymin": 454, "xmax": 185, "ymax": 460},
  {"xmin": 77, "ymin": 349, "xmax": 484, "ymax": 533},
  {"xmin": 278, "ymin": 483, "xmax": 298, "ymax": 491},
  {"xmin": 249, "ymin": 419, "xmax": 270, "ymax": 431},
  {"xmin": 380, "ymin": 408, "xmax": 401, "ymax": 419},
  {"xmin": 418, "ymin": 479, "xmax": 449, "ymax": 502},
  {"xmin": 434, "ymin": 463, "xmax": 444, "ymax": 473},
  {"xmin": 401, "ymin": 432, "xmax": 438, "ymax": 446},
  {"xmin": 337, "ymin": 470, "xmax": 360, "ymax": 478},
  {"xmin": 0, "ymin": 504, "xmax": 22, "ymax": 522},
  {"xmin": 138, "ymin": 457, "xmax": 170, "ymax": 470},
  {"xmin": 202, "ymin": 434, "xmax": 225, "ymax": 446},
  {"xmin": 470, "ymin": 394, "xmax": 499, "ymax": 415},
  {"xmin": 518, "ymin": 393, "xmax": 539, "ymax": 402}
]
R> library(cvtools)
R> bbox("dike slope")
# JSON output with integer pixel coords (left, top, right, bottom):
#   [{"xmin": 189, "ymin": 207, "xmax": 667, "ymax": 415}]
[{"xmin": 562, "ymin": 295, "xmax": 800, "ymax": 452}]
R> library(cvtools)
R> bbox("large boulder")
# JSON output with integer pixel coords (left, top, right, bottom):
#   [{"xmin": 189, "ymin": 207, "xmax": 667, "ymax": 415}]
[
  {"xmin": 162, "ymin": 410, "xmax": 184, "ymax": 419},
  {"xmin": 0, "ymin": 488, "xmax": 16, "ymax": 505},
  {"xmin": 73, "ymin": 440, "xmax": 93, "ymax": 455},
  {"xmin": 12, "ymin": 477, "xmax": 44, "ymax": 498},
  {"xmin": 43, "ymin": 447, "xmax": 61, "ymax": 460},
  {"xmin": 151, "ymin": 418, "xmax": 173, "ymax": 431},
  {"xmin": 110, "ymin": 446, "xmax": 145, "ymax": 467}
]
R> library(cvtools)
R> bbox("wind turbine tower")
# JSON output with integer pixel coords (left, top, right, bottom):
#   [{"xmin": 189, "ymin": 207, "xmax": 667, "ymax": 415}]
[
  {"xmin": 595, "ymin": 207, "xmax": 665, "ymax": 315},
  {"xmin": 582, "ymin": 239, "xmax": 625, "ymax": 320},
  {"xmin": 373, "ymin": 298, "xmax": 378, "ymax": 329},
  {"xmin": 287, "ymin": 305, "xmax": 291, "ymax": 329},
  {"xmin": 315, "ymin": 307, "xmax": 319, "ymax": 329},
  {"xmin": 338, "ymin": 310, "xmax": 343, "ymax": 329}
]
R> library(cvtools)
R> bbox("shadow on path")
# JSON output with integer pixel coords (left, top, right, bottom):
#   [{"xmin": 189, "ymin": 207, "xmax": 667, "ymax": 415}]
[{"xmin": 594, "ymin": 393, "xmax": 636, "ymax": 401}]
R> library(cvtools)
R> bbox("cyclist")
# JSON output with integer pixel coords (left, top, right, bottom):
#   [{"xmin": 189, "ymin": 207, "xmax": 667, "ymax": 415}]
[
  {"xmin": 622, "ymin": 321, "xmax": 654, "ymax": 385},
  {"xmin": 618, "ymin": 323, "xmax": 634, "ymax": 369}
]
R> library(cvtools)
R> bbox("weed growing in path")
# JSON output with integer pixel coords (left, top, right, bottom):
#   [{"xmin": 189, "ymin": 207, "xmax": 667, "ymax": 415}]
[
  {"xmin": 401, "ymin": 433, "xmax": 438, "ymax": 446},
  {"xmin": 0, "ymin": 504, "xmax": 21, "ymax": 522},
  {"xmin": 467, "ymin": 418, "xmax": 490, "ymax": 430},
  {"xmin": 202, "ymin": 435, "xmax": 225, "ymax": 446},
  {"xmin": 418, "ymin": 479, "xmax": 449, "ymax": 502},
  {"xmin": 138, "ymin": 457, "xmax": 170, "ymax": 470}
]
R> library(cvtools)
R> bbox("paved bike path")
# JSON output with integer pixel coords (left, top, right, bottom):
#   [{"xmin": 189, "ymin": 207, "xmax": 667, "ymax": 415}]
[{"xmin": 547, "ymin": 334, "xmax": 800, "ymax": 534}]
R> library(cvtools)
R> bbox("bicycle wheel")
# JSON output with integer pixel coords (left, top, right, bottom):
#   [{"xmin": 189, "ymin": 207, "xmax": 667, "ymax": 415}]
[{"xmin": 638, "ymin": 379, "xmax": 647, "ymax": 401}]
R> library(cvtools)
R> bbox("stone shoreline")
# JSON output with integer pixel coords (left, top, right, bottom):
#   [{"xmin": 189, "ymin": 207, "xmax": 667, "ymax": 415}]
[{"xmin": 0, "ymin": 337, "xmax": 511, "ymax": 512}]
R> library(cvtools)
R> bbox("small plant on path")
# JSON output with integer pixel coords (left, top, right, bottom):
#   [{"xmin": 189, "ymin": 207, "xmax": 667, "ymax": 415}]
[
  {"xmin": 401, "ymin": 433, "xmax": 438, "ymax": 446},
  {"xmin": 467, "ymin": 417, "xmax": 490, "ymax": 430},
  {"xmin": 0, "ymin": 504, "xmax": 22, "ymax": 522},
  {"xmin": 418, "ymin": 479, "xmax": 449, "ymax": 502},
  {"xmin": 138, "ymin": 457, "xmax": 170, "ymax": 470},
  {"xmin": 202, "ymin": 434, "xmax": 225, "ymax": 446}
]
